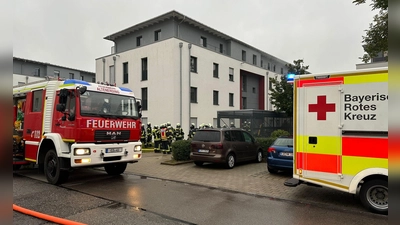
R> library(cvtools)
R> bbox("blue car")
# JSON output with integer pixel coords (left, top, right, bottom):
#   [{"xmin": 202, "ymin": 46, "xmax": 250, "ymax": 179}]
[{"xmin": 266, "ymin": 136, "xmax": 293, "ymax": 173}]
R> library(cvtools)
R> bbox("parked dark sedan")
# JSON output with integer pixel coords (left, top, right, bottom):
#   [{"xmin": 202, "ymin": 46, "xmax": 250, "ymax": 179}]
[
  {"xmin": 190, "ymin": 128, "xmax": 263, "ymax": 169},
  {"xmin": 266, "ymin": 136, "xmax": 293, "ymax": 173}
]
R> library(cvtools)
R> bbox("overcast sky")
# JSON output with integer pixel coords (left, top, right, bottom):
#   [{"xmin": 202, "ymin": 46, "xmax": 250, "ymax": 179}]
[{"xmin": 14, "ymin": 0, "xmax": 376, "ymax": 74}]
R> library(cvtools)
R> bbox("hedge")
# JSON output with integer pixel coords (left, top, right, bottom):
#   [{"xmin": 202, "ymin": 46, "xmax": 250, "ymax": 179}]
[{"xmin": 171, "ymin": 140, "xmax": 192, "ymax": 161}]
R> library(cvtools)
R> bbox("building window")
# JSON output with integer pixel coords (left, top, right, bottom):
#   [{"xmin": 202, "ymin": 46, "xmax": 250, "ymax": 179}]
[
  {"xmin": 253, "ymin": 55, "xmax": 257, "ymax": 65},
  {"xmin": 273, "ymin": 65, "xmax": 276, "ymax": 72},
  {"xmin": 54, "ymin": 70, "xmax": 60, "ymax": 78},
  {"xmin": 154, "ymin": 30, "xmax": 161, "ymax": 41},
  {"xmin": 141, "ymin": 88, "xmax": 148, "ymax": 110},
  {"xmin": 229, "ymin": 67, "xmax": 234, "ymax": 81},
  {"xmin": 213, "ymin": 63, "xmax": 219, "ymax": 78},
  {"xmin": 261, "ymin": 60, "xmax": 264, "ymax": 68},
  {"xmin": 242, "ymin": 75, "xmax": 247, "ymax": 92},
  {"xmin": 92, "ymin": 77, "xmax": 96, "ymax": 83},
  {"xmin": 123, "ymin": 62, "xmax": 129, "ymax": 84},
  {"xmin": 34, "ymin": 68, "xmax": 40, "ymax": 77},
  {"xmin": 220, "ymin": 44, "xmax": 223, "ymax": 53},
  {"xmin": 213, "ymin": 90, "xmax": 219, "ymax": 105},
  {"xmin": 32, "ymin": 90, "xmax": 43, "ymax": 112},
  {"xmin": 242, "ymin": 97, "xmax": 247, "ymax": 109},
  {"xmin": 141, "ymin": 58, "xmax": 148, "ymax": 81},
  {"xmin": 80, "ymin": 75, "xmax": 84, "ymax": 80},
  {"xmin": 229, "ymin": 93, "xmax": 234, "ymax": 107},
  {"xmin": 69, "ymin": 73, "xmax": 74, "ymax": 79},
  {"xmin": 190, "ymin": 56, "xmax": 197, "ymax": 73},
  {"xmin": 281, "ymin": 67, "xmax": 284, "ymax": 74},
  {"xmin": 190, "ymin": 87, "xmax": 197, "ymax": 103},
  {"xmin": 242, "ymin": 50, "xmax": 246, "ymax": 61},
  {"xmin": 136, "ymin": 36, "xmax": 142, "ymax": 46},
  {"xmin": 200, "ymin": 36, "xmax": 207, "ymax": 47},
  {"xmin": 268, "ymin": 63, "xmax": 270, "ymax": 70},
  {"xmin": 252, "ymin": 87, "xmax": 256, "ymax": 93}
]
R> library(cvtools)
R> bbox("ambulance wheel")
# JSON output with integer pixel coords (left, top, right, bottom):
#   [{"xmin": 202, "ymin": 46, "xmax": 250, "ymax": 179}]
[
  {"xmin": 44, "ymin": 149, "xmax": 69, "ymax": 185},
  {"xmin": 225, "ymin": 153, "xmax": 235, "ymax": 169},
  {"xmin": 359, "ymin": 179, "xmax": 388, "ymax": 214},
  {"xmin": 104, "ymin": 162, "xmax": 127, "ymax": 175}
]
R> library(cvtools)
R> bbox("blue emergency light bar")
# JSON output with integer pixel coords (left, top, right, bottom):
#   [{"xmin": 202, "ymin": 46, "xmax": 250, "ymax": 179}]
[
  {"xmin": 118, "ymin": 87, "xmax": 133, "ymax": 92},
  {"xmin": 64, "ymin": 79, "xmax": 91, "ymax": 86},
  {"xmin": 287, "ymin": 74, "xmax": 295, "ymax": 83}
]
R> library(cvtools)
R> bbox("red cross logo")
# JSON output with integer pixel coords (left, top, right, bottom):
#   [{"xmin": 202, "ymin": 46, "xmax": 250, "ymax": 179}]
[{"xmin": 308, "ymin": 95, "xmax": 335, "ymax": 120}]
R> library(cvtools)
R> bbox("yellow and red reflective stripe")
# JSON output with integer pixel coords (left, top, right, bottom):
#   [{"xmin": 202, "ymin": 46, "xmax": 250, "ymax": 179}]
[
  {"xmin": 296, "ymin": 152, "xmax": 341, "ymax": 174},
  {"xmin": 296, "ymin": 77, "xmax": 344, "ymax": 87},
  {"xmin": 342, "ymin": 137, "xmax": 388, "ymax": 159}
]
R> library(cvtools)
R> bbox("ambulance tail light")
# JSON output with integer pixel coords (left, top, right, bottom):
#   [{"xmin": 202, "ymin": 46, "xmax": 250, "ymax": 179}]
[{"xmin": 268, "ymin": 147, "xmax": 276, "ymax": 153}]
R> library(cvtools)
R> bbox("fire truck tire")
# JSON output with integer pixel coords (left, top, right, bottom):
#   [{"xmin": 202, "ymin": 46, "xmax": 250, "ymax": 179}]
[
  {"xmin": 44, "ymin": 150, "xmax": 69, "ymax": 185},
  {"xmin": 104, "ymin": 162, "xmax": 127, "ymax": 175},
  {"xmin": 359, "ymin": 179, "xmax": 388, "ymax": 214},
  {"xmin": 13, "ymin": 165, "xmax": 21, "ymax": 170}
]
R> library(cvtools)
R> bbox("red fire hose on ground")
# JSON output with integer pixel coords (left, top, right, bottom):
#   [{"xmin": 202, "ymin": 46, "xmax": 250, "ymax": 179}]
[{"xmin": 13, "ymin": 204, "xmax": 87, "ymax": 225}]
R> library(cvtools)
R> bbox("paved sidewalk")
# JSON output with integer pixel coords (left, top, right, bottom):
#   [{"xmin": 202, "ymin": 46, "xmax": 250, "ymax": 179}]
[{"xmin": 126, "ymin": 152, "xmax": 366, "ymax": 213}]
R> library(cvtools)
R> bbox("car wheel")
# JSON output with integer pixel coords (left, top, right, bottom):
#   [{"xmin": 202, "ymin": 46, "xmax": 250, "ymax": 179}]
[
  {"xmin": 225, "ymin": 153, "xmax": 235, "ymax": 169},
  {"xmin": 267, "ymin": 166, "xmax": 278, "ymax": 174},
  {"xmin": 359, "ymin": 179, "xmax": 388, "ymax": 214},
  {"xmin": 194, "ymin": 161, "xmax": 204, "ymax": 166},
  {"xmin": 256, "ymin": 150, "xmax": 263, "ymax": 163}
]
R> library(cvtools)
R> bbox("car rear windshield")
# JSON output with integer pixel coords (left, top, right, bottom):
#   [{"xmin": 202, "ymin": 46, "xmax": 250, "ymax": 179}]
[
  {"xmin": 273, "ymin": 138, "xmax": 293, "ymax": 147},
  {"xmin": 192, "ymin": 130, "xmax": 221, "ymax": 142}
]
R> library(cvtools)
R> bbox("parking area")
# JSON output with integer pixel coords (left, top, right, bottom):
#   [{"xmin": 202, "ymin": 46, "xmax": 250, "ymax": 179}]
[{"xmin": 125, "ymin": 152, "xmax": 367, "ymax": 213}]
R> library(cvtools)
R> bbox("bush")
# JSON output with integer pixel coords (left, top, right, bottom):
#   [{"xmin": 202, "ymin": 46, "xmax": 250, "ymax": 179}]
[
  {"xmin": 270, "ymin": 129, "xmax": 290, "ymax": 139},
  {"xmin": 171, "ymin": 140, "xmax": 191, "ymax": 161},
  {"xmin": 255, "ymin": 137, "xmax": 276, "ymax": 157}
]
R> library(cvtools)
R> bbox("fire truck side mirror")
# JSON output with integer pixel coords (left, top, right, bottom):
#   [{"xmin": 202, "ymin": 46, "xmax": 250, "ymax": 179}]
[
  {"xmin": 58, "ymin": 89, "xmax": 69, "ymax": 104},
  {"xmin": 136, "ymin": 101, "xmax": 142, "ymax": 118},
  {"xmin": 78, "ymin": 85, "xmax": 87, "ymax": 95},
  {"xmin": 56, "ymin": 104, "xmax": 66, "ymax": 112}
]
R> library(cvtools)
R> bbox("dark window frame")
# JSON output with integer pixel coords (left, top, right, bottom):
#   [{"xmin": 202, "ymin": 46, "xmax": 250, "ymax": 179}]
[
  {"xmin": 253, "ymin": 55, "xmax": 257, "ymax": 65},
  {"xmin": 229, "ymin": 93, "xmax": 234, "ymax": 107},
  {"xmin": 141, "ymin": 87, "xmax": 148, "ymax": 111},
  {"xmin": 123, "ymin": 62, "xmax": 129, "ymax": 84},
  {"xmin": 213, "ymin": 63, "xmax": 219, "ymax": 78},
  {"xmin": 201, "ymin": 36, "xmax": 207, "ymax": 47},
  {"xmin": 213, "ymin": 90, "xmax": 219, "ymax": 105},
  {"xmin": 229, "ymin": 67, "xmax": 234, "ymax": 81},
  {"xmin": 242, "ymin": 50, "xmax": 246, "ymax": 61},
  {"xmin": 136, "ymin": 36, "xmax": 142, "ymax": 46},
  {"xmin": 154, "ymin": 30, "xmax": 161, "ymax": 41},
  {"xmin": 190, "ymin": 87, "xmax": 198, "ymax": 103},
  {"xmin": 141, "ymin": 58, "xmax": 148, "ymax": 81},
  {"xmin": 190, "ymin": 56, "xmax": 197, "ymax": 73}
]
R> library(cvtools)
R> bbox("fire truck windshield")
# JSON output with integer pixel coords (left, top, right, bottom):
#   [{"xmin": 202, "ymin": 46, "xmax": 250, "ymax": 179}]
[{"xmin": 80, "ymin": 91, "xmax": 139, "ymax": 119}]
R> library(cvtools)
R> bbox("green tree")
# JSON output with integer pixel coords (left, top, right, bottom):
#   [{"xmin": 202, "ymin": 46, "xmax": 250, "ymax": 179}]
[
  {"xmin": 269, "ymin": 59, "xmax": 309, "ymax": 117},
  {"xmin": 353, "ymin": 0, "xmax": 388, "ymax": 63}
]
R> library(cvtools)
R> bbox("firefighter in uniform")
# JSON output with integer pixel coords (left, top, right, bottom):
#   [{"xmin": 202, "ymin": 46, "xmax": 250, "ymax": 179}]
[
  {"xmin": 160, "ymin": 124, "xmax": 169, "ymax": 154},
  {"xmin": 140, "ymin": 124, "xmax": 146, "ymax": 146},
  {"xmin": 152, "ymin": 125, "xmax": 161, "ymax": 153},
  {"xmin": 187, "ymin": 123, "xmax": 197, "ymax": 140},
  {"xmin": 230, "ymin": 122, "xmax": 235, "ymax": 128},
  {"xmin": 146, "ymin": 122, "xmax": 152, "ymax": 147},
  {"xmin": 166, "ymin": 125, "xmax": 174, "ymax": 153},
  {"xmin": 174, "ymin": 123, "xmax": 184, "ymax": 141}
]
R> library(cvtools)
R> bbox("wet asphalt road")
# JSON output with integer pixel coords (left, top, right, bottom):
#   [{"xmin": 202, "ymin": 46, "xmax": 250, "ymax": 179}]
[{"xmin": 13, "ymin": 168, "xmax": 387, "ymax": 225}]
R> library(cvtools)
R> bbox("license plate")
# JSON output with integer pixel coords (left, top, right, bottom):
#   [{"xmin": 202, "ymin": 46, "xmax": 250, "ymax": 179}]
[
  {"xmin": 280, "ymin": 152, "xmax": 293, "ymax": 157},
  {"xmin": 198, "ymin": 149, "xmax": 209, "ymax": 153},
  {"xmin": 106, "ymin": 148, "xmax": 123, "ymax": 153}
]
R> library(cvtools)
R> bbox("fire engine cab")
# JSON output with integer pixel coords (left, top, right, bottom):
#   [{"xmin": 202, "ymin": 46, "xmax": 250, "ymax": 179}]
[
  {"xmin": 13, "ymin": 79, "xmax": 143, "ymax": 184},
  {"xmin": 285, "ymin": 67, "xmax": 388, "ymax": 214}
]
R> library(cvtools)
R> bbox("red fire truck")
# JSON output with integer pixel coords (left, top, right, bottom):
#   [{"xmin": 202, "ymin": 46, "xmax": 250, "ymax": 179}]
[{"xmin": 13, "ymin": 79, "xmax": 143, "ymax": 184}]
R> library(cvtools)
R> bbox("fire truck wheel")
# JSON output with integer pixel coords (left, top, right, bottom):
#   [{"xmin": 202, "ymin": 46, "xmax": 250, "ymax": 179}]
[
  {"xmin": 359, "ymin": 179, "xmax": 388, "ymax": 214},
  {"xmin": 44, "ymin": 150, "xmax": 69, "ymax": 185},
  {"xmin": 13, "ymin": 165, "xmax": 21, "ymax": 171},
  {"xmin": 225, "ymin": 153, "xmax": 235, "ymax": 169},
  {"xmin": 104, "ymin": 163, "xmax": 127, "ymax": 175}
]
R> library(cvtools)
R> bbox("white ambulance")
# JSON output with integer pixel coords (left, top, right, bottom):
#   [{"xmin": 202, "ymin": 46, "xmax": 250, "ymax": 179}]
[{"xmin": 285, "ymin": 67, "xmax": 388, "ymax": 214}]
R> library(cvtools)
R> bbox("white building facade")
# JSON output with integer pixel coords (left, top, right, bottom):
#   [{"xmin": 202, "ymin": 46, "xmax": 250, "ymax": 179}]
[{"xmin": 96, "ymin": 11, "xmax": 288, "ymax": 135}]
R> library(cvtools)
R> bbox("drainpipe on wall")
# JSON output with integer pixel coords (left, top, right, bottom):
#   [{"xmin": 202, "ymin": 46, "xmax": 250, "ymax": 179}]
[
  {"xmin": 102, "ymin": 58, "xmax": 106, "ymax": 82},
  {"xmin": 178, "ymin": 16, "xmax": 186, "ymax": 38},
  {"xmin": 179, "ymin": 42, "xmax": 183, "ymax": 126},
  {"xmin": 188, "ymin": 43, "xmax": 192, "ymax": 127},
  {"xmin": 266, "ymin": 71, "xmax": 269, "ymax": 110},
  {"xmin": 112, "ymin": 56, "xmax": 116, "ymax": 85}
]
